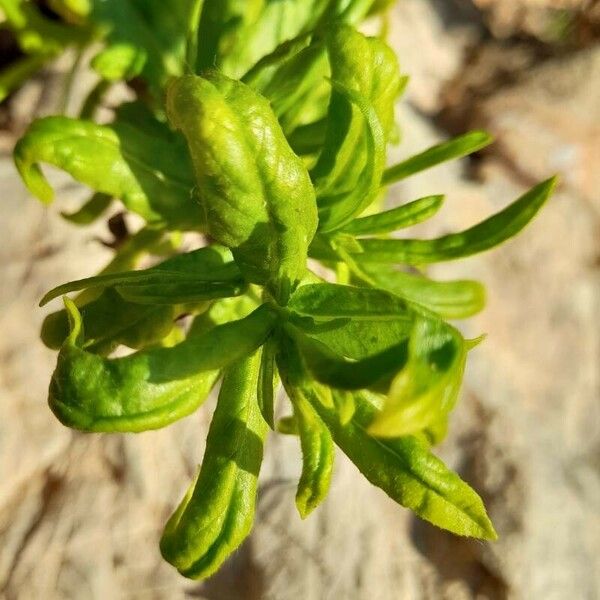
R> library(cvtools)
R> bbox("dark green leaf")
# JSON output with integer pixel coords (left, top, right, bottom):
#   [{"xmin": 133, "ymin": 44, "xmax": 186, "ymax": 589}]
[
  {"xmin": 257, "ymin": 337, "xmax": 277, "ymax": 429},
  {"xmin": 289, "ymin": 315, "xmax": 413, "ymax": 360},
  {"xmin": 289, "ymin": 282, "xmax": 413, "ymax": 320},
  {"xmin": 61, "ymin": 192, "xmax": 112, "ymax": 225},
  {"xmin": 276, "ymin": 415, "xmax": 299, "ymax": 435},
  {"xmin": 290, "ymin": 325, "xmax": 410, "ymax": 390}
]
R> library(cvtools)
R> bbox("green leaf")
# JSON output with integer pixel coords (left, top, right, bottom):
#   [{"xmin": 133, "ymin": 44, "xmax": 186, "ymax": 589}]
[
  {"xmin": 278, "ymin": 338, "xmax": 335, "ymax": 519},
  {"xmin": 276, "ymin": 415, "xmax": 299, "ymax": 435},
  {"xmin": 382, "ymin": 131, "xmax": 494, "ymax": 186},
  {"xmin": 87, "ymin": 0, "xmax": 193, "ymax": 94},
  {"xmin": 341, "ymin": 195, "xmax": 444, "ymax": 236},
  {"xmin": 41, "ymin": 288, "xmax": 178, "ymax": 354},
  {"xmin": 195, "ymin": 0, "xmax": 332, "ymax": 79},
  {"xmin": 314, "ymin": 178, "xmax": 557, "ymax": 265},
  {"xmin": 289, "ymin": 315, "xmax": 413, "ymax": 361},
  {"xmin": 257, "ymin": 337, "xmax": 277, "ymax": 429},
  {"xmin": 40, "ymin": 247, "xmax": 245, "ymax": 307},
  {"xmin": 167, "ymin": 73, "xmax": 318, "ymax": 303},
  {"xmin": 317, "ymin": 80, "xmax": 385, "ymax": 232},
  {"xmin": 90, "ymin": 43, "xmax": 146, "ymax": 81},
  {"xmin": 0, "ymin": 0, "xmax": 88, "ymax": 55},
  {"xmin": 61, "ymin": 192, "xmax": 112, "ymax": 225},
  {"xmin": 0, "ymin": 53, "xmax": 48, "ymax": 103},
  {"xmin": 312, "ymin": 25, "xmax": 402, "ymax": 232},
  {"xmin": 293, "ymin": 391, "xmax": 335, "ymax": 518},
  {"xmin": 289, "ymin": 282, "xmax": 418, "ymax": 361},
  {"xmin": 290, "ymin": 325, "xmax": 410, "ymax": 390},
  {"xmin": 242, "ymin": 33, "xmax": 330, "ymax": 134},
  {"xmin": 189, "ymin": 293, "xmax": 261, "ymax": 338},
  {"xmin": 160, "ymin": 351, "xmax": 267, "ymax": 580},
  {"xmin": 49, "ymin": 300, "xmax": 277, "ymax": 432},
  {"xmin": 368, "ymin": 319, "xmax": 467, "ymax": 437},
  {"xmin": 360, "ymin": 265, "xmax": 486, "ymax": 319},
  {"xmin": 14, "ymin": 108, "xmax": 201, "ymax": 229},
  {"xmin": 289, "ymin": 282, "xmax": 413, "ymax": 320},
  {"xmin": 279, "ymin": 342, "xmax": 496, "ymax": 539}
]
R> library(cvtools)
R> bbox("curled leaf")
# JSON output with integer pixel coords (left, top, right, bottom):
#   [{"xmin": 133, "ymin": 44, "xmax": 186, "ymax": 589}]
[
  {"xmin": 368, "ymin": 318, "xmax": 467, "ymax": 438},
  {"xmin": 160, "ymin": 352, "xmax": 267, "ymax": 579},
  {"xmin": 49, "ymin": 300, "xmax": 277, "ymax": 432},
  {"xmin": 41, "ymin": 288, "xmax": 178, "ymax": 354},
  {"xmin": 167, "ymin": 73, "xmax": 318, "ymax": 303},
  {"xmin": 61, "ymin": 192, "xmax": 112, "ymax": 226},
  {"xmin": 14, "ymin": 108, "xmax": 200, "ymax": 228},
  {"xmin": 312, "ymin": 25, "xmax": 401, "ymax": 232}
]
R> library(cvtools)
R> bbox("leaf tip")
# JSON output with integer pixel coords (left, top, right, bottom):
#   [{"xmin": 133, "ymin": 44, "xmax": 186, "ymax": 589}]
[{"xmin": 63, "ymin": 296, "xmax": 83, "ymax": 345}]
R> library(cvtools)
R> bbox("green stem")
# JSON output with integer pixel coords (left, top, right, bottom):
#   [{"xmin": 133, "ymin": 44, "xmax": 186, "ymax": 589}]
[
  {"xmin": 186, "ymin": 0, "xmax": 205, "ymax": 74},
  {"xmin": 79, "ymin": 79, "xmax": 111, "ymax": 120},
  {"xmin": 59, "ymin": 46, "xmax": 85, "ymax": 114}
]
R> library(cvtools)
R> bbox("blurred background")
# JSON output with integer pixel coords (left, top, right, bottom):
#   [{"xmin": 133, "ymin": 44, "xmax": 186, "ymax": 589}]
[{"xmin": 0, "ymin": 1, "xmax": 599, "ymax": 598}]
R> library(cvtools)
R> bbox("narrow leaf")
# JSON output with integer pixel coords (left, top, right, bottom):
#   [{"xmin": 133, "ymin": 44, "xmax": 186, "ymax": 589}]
[
  {"xmin": 257, "ymin": 337, "xmax": 277, "ymax": 429},
  {"xmin": 160, "ymin": 352, "xmax": 267, "ymax": 579},
  {"xmin": 382, "ymin": 131, "xmax": 493, "ymax": 186},
  {"xmin": 278, "ymin": 341, "xmax": 496, "ymax": 539},
  {"xmin": 61, "ymin": 192, "xmax": 112, "ymax": 226},
  {"xmin": 40, "ymin": 247, "xmax": 244, "ymax": 306},
  {"xmin": 315, "ymin": 178, "xmax": 557, "ymax": 265},
  {"xmin": 361, "ymin": 265, "xmax": 486, "ymax": 319},
  {"xmin": 292, "ymin": 390, "xmax": 334, "ymax": 518},
  {"xmin": 341, "ymin": 195, "xmax": 444, "ymax": 236}
]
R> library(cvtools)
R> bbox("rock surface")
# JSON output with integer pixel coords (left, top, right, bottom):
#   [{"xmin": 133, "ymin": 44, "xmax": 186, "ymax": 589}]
[{"xmin": 1, "ymin": 3, "xmax": 599, "ymax": 599}]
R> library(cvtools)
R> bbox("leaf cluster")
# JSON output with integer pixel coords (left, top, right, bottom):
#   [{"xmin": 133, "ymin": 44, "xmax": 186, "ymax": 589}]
[{"xmin": 5, "ymin": 0, "xmax": 555, "ymax": 580}]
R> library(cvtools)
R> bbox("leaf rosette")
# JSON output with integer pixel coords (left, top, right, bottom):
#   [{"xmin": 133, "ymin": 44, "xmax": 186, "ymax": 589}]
[{"xmin": 8, "ymin": 1, "xmax": 557, "ymax": 581}]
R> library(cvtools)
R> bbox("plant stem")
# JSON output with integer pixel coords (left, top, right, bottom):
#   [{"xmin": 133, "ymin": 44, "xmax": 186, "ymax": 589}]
[{"xmin": 186, "ymin": 0, "xmax": 205, "ymax": 74}]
